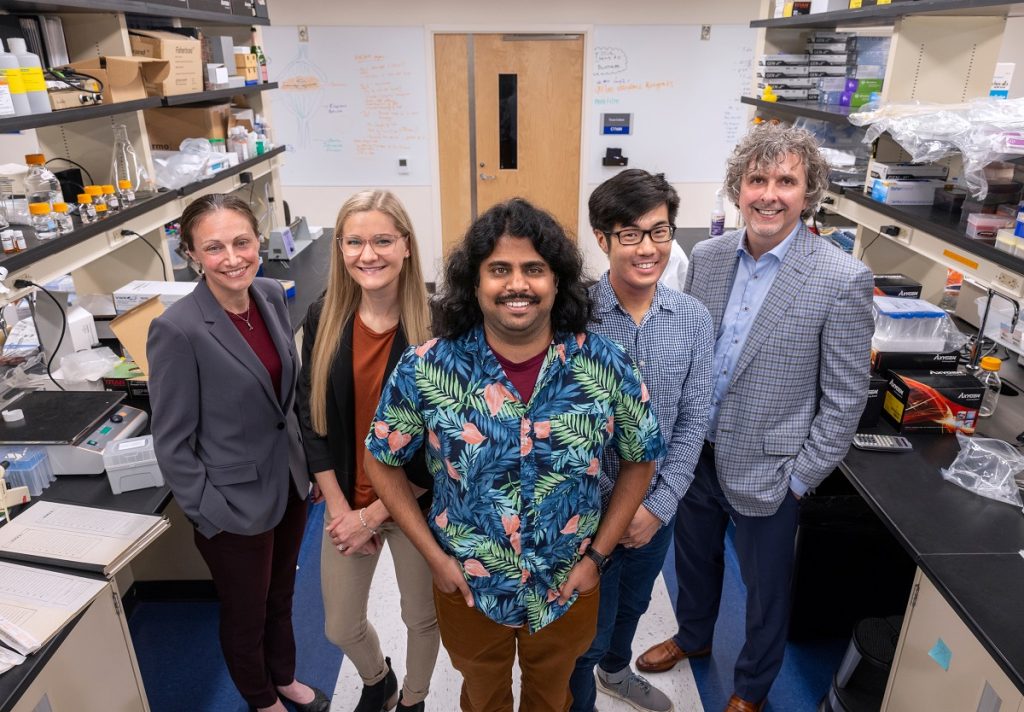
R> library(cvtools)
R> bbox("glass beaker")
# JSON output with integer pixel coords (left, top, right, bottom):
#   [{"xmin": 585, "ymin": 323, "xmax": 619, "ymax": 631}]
[{"xmin": 110, "ymin": 124, "xmax": 142, "ymax": 193}]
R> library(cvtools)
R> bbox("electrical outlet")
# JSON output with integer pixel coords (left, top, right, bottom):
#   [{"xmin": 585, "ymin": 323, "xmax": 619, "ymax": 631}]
[
  {"xmin": 993, "ymin": 271, "xmax": 1022, "ymax": 295},
  {"xmin": 397, "ymin": 156, "xmax": 410, "ymax": 175}
]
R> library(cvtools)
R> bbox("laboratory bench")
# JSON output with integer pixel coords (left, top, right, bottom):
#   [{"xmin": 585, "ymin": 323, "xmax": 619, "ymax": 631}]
[{"xmin": 837, "ymin": 355, "xmax": 1024, "ymax": 708}]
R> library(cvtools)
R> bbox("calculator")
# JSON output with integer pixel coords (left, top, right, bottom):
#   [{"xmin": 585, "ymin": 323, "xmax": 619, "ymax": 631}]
[{"xmin": 852, "ymin": 433, "xmax": 913, "ymax": 452}]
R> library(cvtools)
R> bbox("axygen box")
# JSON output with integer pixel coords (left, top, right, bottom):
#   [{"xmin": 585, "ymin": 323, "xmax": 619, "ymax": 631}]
[{"xmin": 883, "ymin": 370, "xmax": 984, "ymax": 434}]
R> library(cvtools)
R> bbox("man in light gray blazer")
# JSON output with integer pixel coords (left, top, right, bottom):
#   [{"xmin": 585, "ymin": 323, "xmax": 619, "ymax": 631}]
[{"xmin": 636, "ymin": 125, "xmax": 874, "ymax": 712}]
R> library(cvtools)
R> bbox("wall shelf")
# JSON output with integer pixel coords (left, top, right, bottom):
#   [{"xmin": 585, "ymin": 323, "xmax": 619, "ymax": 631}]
[
  {"xmin": 0, "ymin": 146, "xmax": 285, "ymax": 274},
  {"xmin": 751, "ymin": 0, "xmax": 1024, "ymax": 29},
  {"xmin": 0, "ymin": 0, "xmax": 268, "ymax": 25},
  {"xmin": 740, "ymin": 96, "xmax": 855, "ymax": 124},
  {"xmin": 0, "ymin": 98, "xmax": 162, "ymax": 134},
  {"xmin": 162, "ymin": 82, "xmax": 277, "ymax": 107}
]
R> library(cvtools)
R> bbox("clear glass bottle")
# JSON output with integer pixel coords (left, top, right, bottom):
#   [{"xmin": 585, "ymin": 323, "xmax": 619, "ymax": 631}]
[
  {"xmin": 24, "ymin": 153, "xmax": 63, "ymax": 209},
  {"xmin": 52, "ymin": 202, "xmax": 73, "ymax": 234},
  {"xmin": 28, "ymin": 202, "xmax": 56, "ymax": 239},
  {"xmin": 77, "ymin": 193, "xmax": 96, "ymax": 223},
  {"xmin": 978, "ymin": 356, "xmax": 1001, "ymax": 417},
  {"xmin": 13, "ymin": 230, "xmax": 26, "ymax": 251},
  {"xmin": 117, "ymin": 179, "xmax": 135, "ymax": 206},
  {"xmin": 85, "ymin": 185, "xmax": 106, "ymax": 211},
  {"xmin": 94, "ymin": 202, "xmax": 108, "ymax": 219},
  {"xmin": 102, "ymin": 184, "xmax": 120, "ymax": 212},
  {"xmin": 1, "ymin": 229, "xmax": 16, "ymax": 255},
  {"xmin": 110, "ymin": 124, "xmax": 141, "ymax": 193}
]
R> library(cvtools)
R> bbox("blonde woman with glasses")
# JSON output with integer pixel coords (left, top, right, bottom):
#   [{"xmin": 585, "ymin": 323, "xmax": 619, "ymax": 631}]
[{"xmin": 297, "ymin": 191, "xmax": 437, "ymax": 712}]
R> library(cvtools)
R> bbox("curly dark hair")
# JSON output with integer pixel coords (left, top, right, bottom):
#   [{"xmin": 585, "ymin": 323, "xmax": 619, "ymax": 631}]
[{"xmin": 433, "ymin": 198, "xmax": 593, "ymax": 339}]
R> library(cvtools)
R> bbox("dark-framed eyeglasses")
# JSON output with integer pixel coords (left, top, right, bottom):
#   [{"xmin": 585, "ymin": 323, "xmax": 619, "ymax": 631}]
[
  {"xmin": 603, "ymin": 224, "xmax": 676, "ymax": 246},
  {"xmin": 336, "ymin": 233, "xmax": 406, "ymax": 256}
]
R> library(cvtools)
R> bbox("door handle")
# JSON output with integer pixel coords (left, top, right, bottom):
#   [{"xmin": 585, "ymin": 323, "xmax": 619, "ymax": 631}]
[{"xmin": 479, "ymin": 173, "xmax": 496, "ymax": 181}]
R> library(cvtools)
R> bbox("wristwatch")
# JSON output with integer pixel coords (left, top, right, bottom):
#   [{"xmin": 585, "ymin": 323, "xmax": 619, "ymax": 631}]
[{"xmin": 583, "ymin": 546, "xmax": 610, "ymax": 575}]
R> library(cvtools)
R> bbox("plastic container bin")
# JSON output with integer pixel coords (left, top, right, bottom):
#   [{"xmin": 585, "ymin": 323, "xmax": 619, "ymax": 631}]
[
  {"xmin": 966, "ymin": 213, "xmax": 1012, "ymax": 242},
  {"xmin": 871, "ymin": 296, "xmax": 948, "ymax": 352},
  {"xmin": 2, "ymin": 447, "xmax": 54, "ymax": 497},
  {"xmin": 102, "ymin": 435, "xmax": 164, "ymax": 494}
]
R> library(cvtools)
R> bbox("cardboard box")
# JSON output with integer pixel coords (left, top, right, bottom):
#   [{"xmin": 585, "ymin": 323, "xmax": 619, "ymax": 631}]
[
  {"xmin": 883, "ymin": 370, "xmax": 983, "ymax": 434},
  {"xmin": 66, "ymin": 56, "xmax": 170, "ymax": 104},
  {"xmin": 130, "ymin": 29, "xmax": 203, "ymax": 96},
  {"xmin": 113, "ymin": 280, "xmax": 197, "ymax": 314},
  {"xmin": 871, "ymin": 178, "xmax": 946, "ymax": 206},
  {"xmin": 870, "ymin": 348, "xmax": 961, "ymax": 374},
  {"xmin": 873, "ymin": 273, "xmax": 922, "ymax": 299},
  {"xmin": 142, "ymin": 103, "xmax": 230, "ymax": 151},
  {"xmin": 868, "ymin": 160, "xmax": 949, "ymax": 181},
  {"xmin": 859, "ymin": 374, "xmax": 889, "ymax": 428},
  {"xmin": 234, "ymin": 52, "xmax": 259, "ymax": 84}
]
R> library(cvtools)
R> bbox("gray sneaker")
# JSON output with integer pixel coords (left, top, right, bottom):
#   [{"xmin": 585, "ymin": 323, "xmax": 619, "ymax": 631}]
[{"xmin": 595, "ymin": 666, "xmax": 674, "ymax": 712}]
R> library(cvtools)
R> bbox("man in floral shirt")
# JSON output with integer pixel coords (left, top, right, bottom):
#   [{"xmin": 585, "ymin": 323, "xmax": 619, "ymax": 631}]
[{"xmin": 365, "ymin": 198, "xmax": 665, "ymax": 712}]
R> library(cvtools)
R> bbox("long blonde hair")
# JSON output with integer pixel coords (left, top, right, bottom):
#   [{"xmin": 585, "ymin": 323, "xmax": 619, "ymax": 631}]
[{"xmin": 308, "ymin": 190, "xmax": 431, "ymax": 435}]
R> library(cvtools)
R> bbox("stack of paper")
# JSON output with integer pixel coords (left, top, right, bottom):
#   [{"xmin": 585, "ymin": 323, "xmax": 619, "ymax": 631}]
[{"xmin": 0, "ymin": 501, "xmax": 169, "ymax": 577}]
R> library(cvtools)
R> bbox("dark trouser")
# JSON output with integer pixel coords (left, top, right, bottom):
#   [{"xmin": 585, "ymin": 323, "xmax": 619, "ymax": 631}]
[
  {"xmin": 568, "ymin": 521, "xmax": 674, "ymax": 712},
  {"xmin": 672, "ymin": 444, "xmax": 799, "ymax": 702},
  {"xmin": 434, "ymin": 584, "xmax": 600, "ymax": 712},
  {"xmin": 193, "ymin": 489, "xmax": 308, "ymax": 708}
]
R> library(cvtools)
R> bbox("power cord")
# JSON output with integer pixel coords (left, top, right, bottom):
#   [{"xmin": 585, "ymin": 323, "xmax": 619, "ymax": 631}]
[
  {"xmin": 13, "ymin": 279, "xmax": 66, "ymax": 391},
  {"xmin": 45, "ymin": 157, "xmax": 95, "ymax": 187},
  {"xmin": 858, "ymin": 229, "xmax": 883, "ymax": 260},
  {"xmin": 120, "ymin": 229, "xmax": 168, "ymax": 278}
]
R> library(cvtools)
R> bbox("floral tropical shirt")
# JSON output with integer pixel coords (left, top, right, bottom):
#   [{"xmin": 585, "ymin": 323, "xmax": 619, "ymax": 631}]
[{"xmin": 366, "ymin": 325, "xmax": 665, "ymax": 632}]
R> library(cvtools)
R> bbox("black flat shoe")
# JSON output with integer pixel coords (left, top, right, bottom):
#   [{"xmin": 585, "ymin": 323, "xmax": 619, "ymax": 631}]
[
  {"xmin": 396, "ymin": 691, "xmax": 424, "ymax": 712},
  {"xmin": 354, "ymin": 656, "xmax": 398, "ymax": 712},
  {"xmin": 285, "ymin": 686, "xmax": 331, "ymax": 712}
]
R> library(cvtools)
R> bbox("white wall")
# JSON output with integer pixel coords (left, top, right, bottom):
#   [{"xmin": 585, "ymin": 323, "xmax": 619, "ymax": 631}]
[{"xmin": 265, "ymin": 0, "xmax": 759, "ymax": 282}]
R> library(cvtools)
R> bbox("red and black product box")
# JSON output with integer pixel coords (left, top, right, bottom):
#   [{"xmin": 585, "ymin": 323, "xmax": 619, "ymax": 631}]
[
  {"xmin": 873, "ymin": 273, "xmax": 922, "ymax": 299},
  {"xmin": 870, "ymin": 349, "xmax": 961, "ymax": 374},
  {"xmin": 882, "ymin": 370, "xmax": 984, "ymax": 434}
]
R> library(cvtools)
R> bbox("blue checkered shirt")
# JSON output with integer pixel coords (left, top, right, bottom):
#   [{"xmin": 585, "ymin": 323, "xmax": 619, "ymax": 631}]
[{"xmin": 588, "ymin": 273, "xmax": 715, "ymax": 524}]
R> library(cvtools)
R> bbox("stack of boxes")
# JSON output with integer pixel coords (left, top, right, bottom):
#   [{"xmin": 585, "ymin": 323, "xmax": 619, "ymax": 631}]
[
  {"xmin": 756, "ymin": 32, "xmax": 889, "ymax": 104},
  {"xmin": 862, "ymin": 276, "xmax": 985, "ymax": 435}
]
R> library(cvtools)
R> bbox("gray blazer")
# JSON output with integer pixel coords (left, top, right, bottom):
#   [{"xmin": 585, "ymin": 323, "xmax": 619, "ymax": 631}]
[
  {"xmin": 148, "ymin": 277, "xmax": 309, "ymax": 538},
  {"xmin": 685, "ymin": 225, "xmax": 873, "ymax": 517}
]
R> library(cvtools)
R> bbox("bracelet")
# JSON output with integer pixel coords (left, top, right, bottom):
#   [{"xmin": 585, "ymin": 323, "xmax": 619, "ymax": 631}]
[{"xmin": 358, "ymin": 508, "xmax": 378, "ymax": 535}]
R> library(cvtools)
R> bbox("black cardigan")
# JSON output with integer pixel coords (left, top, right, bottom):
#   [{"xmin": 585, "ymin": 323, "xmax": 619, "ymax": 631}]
[{"xmin": 297, "ymin": 297, "xmax": 432, "ymax": 510}]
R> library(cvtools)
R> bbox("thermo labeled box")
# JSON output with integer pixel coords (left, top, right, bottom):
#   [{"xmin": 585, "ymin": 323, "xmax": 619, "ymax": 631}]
[
  {"xmin": 883, "ymin": 370, "xmax": 984, "ymax": 434},
  {"xmin": 858, "ymin": 374, "xmax": 889, "ymax": 429},
  {"xmin": 873, "ymin": 273, "xmax": 922, "ymax": 299}
]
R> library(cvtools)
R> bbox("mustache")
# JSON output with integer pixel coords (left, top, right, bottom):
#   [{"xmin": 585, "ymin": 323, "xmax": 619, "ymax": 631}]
[{"xmin": 497, "ymin": 293, "xmax": 540, "ymax": 305}]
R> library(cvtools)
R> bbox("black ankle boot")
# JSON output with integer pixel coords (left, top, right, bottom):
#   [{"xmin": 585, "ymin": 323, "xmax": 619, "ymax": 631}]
[
  {"xmin": 354, "ymin": 657, "xmax": 398, "ymax": 712},
  {"xmin": 396, "ymin": 691, "xmax": 424, "ymax": 712}
]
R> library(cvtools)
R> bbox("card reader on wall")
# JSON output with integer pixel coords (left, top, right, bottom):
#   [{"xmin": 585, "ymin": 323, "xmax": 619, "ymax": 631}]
[
  {"xmin": 0, "ymin": 391, "xmax": 148, "ymax": 475},
  {"xmin": 602, "ymin": 148, "xmax": 628, "ymax": 167}
]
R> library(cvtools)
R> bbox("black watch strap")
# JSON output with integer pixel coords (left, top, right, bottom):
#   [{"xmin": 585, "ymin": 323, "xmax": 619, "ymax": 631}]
[{"xmin": 583, "ymin": 546, "xmax": 609, "ymax": 574}]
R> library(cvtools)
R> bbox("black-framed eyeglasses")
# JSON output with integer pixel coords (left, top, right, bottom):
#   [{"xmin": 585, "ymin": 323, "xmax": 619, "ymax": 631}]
[{"xmin": 603, "ymin": 224, "xmax": 676, "ymax": 246}]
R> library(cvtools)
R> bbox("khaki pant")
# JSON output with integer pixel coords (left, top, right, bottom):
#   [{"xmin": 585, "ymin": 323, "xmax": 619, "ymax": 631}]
[
  {"xmin": 434, "ymin": 584, "xmax": 600, "ymax": 712},
  {"xmin": 320, "ymin": 520, "xmax": 440, "ymax": 705}
]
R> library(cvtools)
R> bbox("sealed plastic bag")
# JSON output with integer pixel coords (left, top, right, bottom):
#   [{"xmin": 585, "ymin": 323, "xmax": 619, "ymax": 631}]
[
  {"xmin": 58, "ymin": 346, "xmax": 121, "ymax": 382},
  {"xmin": 940, "ymin": 432, "xmax": 1024, "ymax": 508}
]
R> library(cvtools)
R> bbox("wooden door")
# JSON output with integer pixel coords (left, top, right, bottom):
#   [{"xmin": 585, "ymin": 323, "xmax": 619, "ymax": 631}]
[{"xmin": 435, "ymin": 33, "xmax": 584, "ymax": 255}]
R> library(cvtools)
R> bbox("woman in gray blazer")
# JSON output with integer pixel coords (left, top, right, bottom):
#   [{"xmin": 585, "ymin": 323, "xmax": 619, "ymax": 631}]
[{"xmin": 147, "ymin": 194, "xmax": 329, "ymax": 712}]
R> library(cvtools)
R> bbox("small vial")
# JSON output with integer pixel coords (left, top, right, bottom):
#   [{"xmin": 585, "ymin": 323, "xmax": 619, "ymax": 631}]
[
  {"xmin": 77, "ymin": 194, "xmax": 97, "ymax": 223},
  {"xmin": 13, "ymin": 230, "xmax": 27, "ymax": 251},
  {"xmin": 117, "ymin": 179, "xmax": 135, "ymax": 205},
  {"xmin": 53, "ymin": 202, "xmax": 74, "ymax": 234},
  {"xmin": 1, "ymin": 230, "xmax": 16, "ymax": 255},
  {"xmin": 94, "ymin": 202, "xmax": 108, "ymax": 219},
  {"xmin": 102, "ymin": 184, "xmax": 120, "ymax": 212},
  {"xmin": 85, "ymin": 185, "xmax": 106, "ymax": 211},
  {"xmin": 28, "ymin": 202, "xmax": 57, "ymax": 239}
]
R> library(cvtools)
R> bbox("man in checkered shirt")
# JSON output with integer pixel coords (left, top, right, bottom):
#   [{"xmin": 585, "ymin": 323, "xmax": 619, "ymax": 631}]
[
  {"xmin": 636, "ymin": 125, "xmax": 874, "ymax": 712},
  {"xmin": 569, "ymin": 169, "xmax": 715, "ymax": 712}
]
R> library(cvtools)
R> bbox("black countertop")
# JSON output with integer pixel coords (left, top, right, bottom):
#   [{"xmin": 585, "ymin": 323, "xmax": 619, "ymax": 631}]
[{"xmin": 840, "ymin": 425, "xmax": 1024, "ymax": 692}]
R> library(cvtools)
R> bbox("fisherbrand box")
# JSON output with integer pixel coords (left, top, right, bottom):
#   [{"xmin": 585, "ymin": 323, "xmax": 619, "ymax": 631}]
[{"xmin": 883, "ymin": 370, "xmax": 984, "ymax": 434}]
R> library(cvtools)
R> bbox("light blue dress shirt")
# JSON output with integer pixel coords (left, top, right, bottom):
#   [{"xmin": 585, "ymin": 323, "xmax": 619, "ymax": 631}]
[{"xmin": 706, "ymin": 225, "xmax": 810, "ymax": 496}]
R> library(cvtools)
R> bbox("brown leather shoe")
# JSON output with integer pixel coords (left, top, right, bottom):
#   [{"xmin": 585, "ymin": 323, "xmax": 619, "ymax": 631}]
[
  {"xmin": 635, "ymin": 638, "xmax": 711, "ymax": 673},
  {"xmin": 724, "ymin": 693, "xmax": 766, "ymax": 712}
]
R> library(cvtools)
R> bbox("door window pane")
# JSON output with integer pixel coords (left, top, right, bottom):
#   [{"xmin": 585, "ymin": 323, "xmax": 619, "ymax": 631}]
[{"xmin": 499, "ymin": 74, "xmax": 518, "ymax": 170}]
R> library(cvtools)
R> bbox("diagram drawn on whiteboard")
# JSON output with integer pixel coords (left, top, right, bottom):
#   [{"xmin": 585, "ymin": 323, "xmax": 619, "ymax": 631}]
[{"xmin": 262, "ymin": 25, "xmax": 430, "ymax": 186}]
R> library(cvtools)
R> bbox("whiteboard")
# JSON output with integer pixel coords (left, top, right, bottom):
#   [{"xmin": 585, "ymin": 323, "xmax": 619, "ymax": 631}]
[
  {"xmin": 588, "ymin": 25, "xmax": 756, "ymax": 184},
  {"xmin": 262, "ymin": 26, "xmax": 431, "ymax": 186}
]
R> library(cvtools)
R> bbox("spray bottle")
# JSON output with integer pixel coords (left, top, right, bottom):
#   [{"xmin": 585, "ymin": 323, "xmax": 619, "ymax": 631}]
[{"xmin": 710, "ymin": 189, "xmax": 726, "ymax": 237}]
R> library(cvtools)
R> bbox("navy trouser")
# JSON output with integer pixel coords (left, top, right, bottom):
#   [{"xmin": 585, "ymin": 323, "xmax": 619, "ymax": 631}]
[
  {"xmin": 568, "ymin": 521, "xmax": 674, "ymax": 712},
  {"xmin": 672, "ymin": 443, "xmax": 799, "ymax": 702}
]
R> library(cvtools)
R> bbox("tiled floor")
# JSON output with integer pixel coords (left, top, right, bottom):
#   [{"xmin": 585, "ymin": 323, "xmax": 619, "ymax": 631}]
[{"xmin": 129, "ymin": 501, "xmax": 846, "ymax": 711}]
